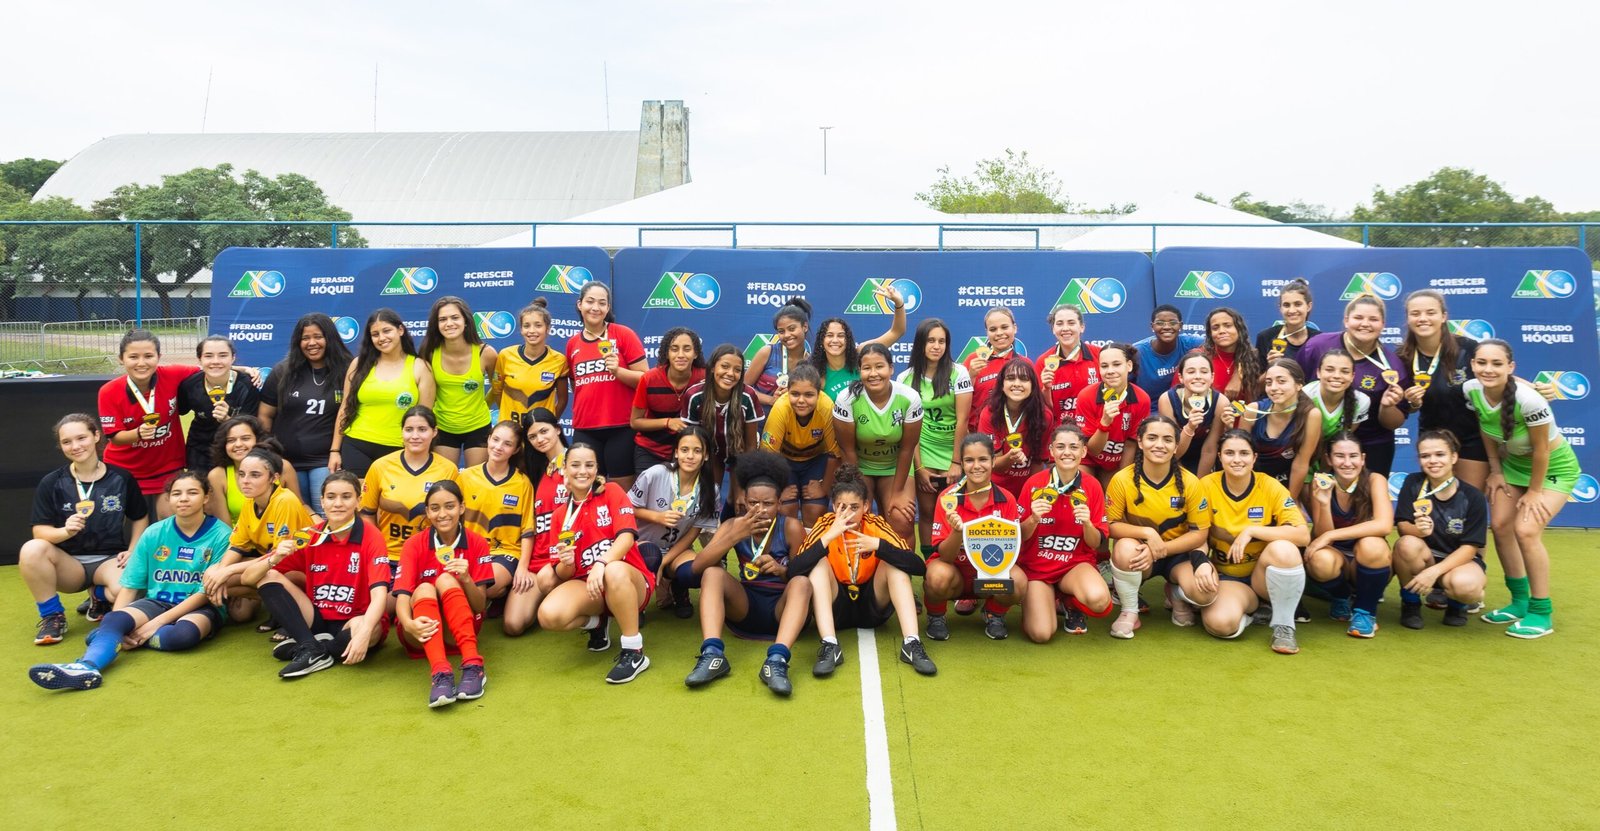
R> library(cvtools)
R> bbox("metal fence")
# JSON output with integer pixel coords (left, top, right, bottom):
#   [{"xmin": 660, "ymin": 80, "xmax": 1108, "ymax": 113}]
[{"xmin": 0, "ymin": 316, "xmax": 207, "ymax": 374}]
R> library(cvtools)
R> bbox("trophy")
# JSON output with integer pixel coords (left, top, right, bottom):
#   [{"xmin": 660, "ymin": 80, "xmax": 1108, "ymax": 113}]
[
  {"xmin": 1414, "ymin": 372, "xmax": 1432, "ymax": 390},
  {"xmin": 962, "ymin": 515, "xmax": 1022, "ymax": 595},
  {"xmin": 1381, "ymin": 369, "xmax": 1399, "ymax": 386}
]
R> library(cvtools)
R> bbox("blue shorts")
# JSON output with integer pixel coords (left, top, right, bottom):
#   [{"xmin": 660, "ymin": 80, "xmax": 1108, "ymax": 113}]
[
  {"xmin": 489, "ymin": 554, "xmax": 518, "ymax": 575},
  {"xmin": 1218, "ymin": 571, "xmax": 1253, "ymax": 585},
  {"xmin": 727, "ymin": 583, "xmax": 785, "ymax": 639},
  {"xmin": 785, "ymin": 456, "xmax": 831, "ymax": 506},
  {"xmin": 126, "ymin": 597, "xmax": 224, "ymax": 630},
  {"xmin": 1151, "ymin": 551, "xmax": 1201, "ymax": 582}
]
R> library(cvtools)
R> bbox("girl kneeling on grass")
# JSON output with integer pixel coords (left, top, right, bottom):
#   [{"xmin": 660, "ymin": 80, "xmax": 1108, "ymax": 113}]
[
  {"xmin": 1391, "ymin": 431, "xmax": 1490, "ymax": 630},
  {"xmin": 1017, "ymin": 424, "xmax": 1107, "ymax": 642},
  {"xmin": 925, "ymin": 434, "xmax": 1033, "ymax": 642},
  {"xmin": 1194, "ymin": 430, "xmax": 1311, "ymax": 655},
  {"xmin": 242, "ymin": 471, "xmax": 392, "ymax": 680},
  {"xmin": 458, "ymin": 421, "xmax": 542, "ymax": 637},
  {"xmin": 536, "ymin": 444, "xmax": 657, "ymax": 685},
  {"xmin": 394, "ymin": 481, "xmax": 493, "ymax": 708},
  {"xmin": 30, "ymin": 471, "xmax": 230, "ymax": 691},
  {"xmin": 1304, "ymin": 432, "xmax": 1395, "ymax": 639},
  {"xmin": 787, "ymin": 466, "xmax": 934, "ymax": 683}
]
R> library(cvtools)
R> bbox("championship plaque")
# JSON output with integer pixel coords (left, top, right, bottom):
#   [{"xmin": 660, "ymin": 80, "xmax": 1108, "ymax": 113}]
[{"xmin": 962, "ymin": 515, "xmax": 1021, "ymax": 596}]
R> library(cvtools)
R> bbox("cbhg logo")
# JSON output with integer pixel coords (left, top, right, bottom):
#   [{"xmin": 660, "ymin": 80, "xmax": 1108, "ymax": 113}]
[
  {"xmin": 536, "ymin": 265, "xmax": 596, "ymax": 294},
  {"xmin": 1341, "ymin": 272, "xmax": 1402, "ymax": 301},
  {"xmin": 743, "ymin": 333, "xmax": 776, "ymax": 364},
  {"xmin": 1387, "ymin": 472, "xmax": 1408, "ymax": 502},
  {"xmin": 845, "ymin": 278, "xmax": 922, "ymax": 315},
  {"xmin": 380, "ymin": 267, "xmax": 438, "ymax": 296},
  {"xmin": 644, "ymin": 272, "xmax": 721, "ymax": 310},
  {"xmin": 1175, "ymin": 271, "xmax": 1234, "ymax": 299},
  {"xmin": 955, "ymin": 337, "xmax": 1029, "ymax": 363},
  {"xmin": 1513, "ymin": 269, "xmax": 1576, "ymax": 299},
  {"xmin": 334, "ymin": 316, "xmax": 361, "ymax": 344},
  {"xmin": 1057, "ymin": 277, "xmax": 1126, "ymax": 315},
  {"xmin": 473, "ymin": 311, "xmax": 517, "ymax": 340},
  {"xmin": 1533, "ymin": 371, "xmax": 1589, "ymax": 400},
  {"xmin": 1446, "ymin": 319, "xmax": 1495, "ymax": 340},
  {"xmin": 228, "ymin": 270, "xmax": 285, "ymax": 299},
  {"xmin": 1568, "ymin": 474, "xmax": 1598, "ymax": 504}
]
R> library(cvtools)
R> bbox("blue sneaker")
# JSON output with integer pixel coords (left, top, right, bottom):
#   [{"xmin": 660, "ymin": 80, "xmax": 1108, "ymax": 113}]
[
  {"xmin": 1347, "ymin": 608, "xmax": 1379, "ymax": 638},
  {"xmin": 428, "ymin": 671, "xmax": 457, "ymax": 708},
  {"xmin": 29, "ymin": 661, "xmax": 102, "ymax": 691},
  {"xmin": 1328, "ymin": 597, "xmax": 1354, "ymax": 622}
]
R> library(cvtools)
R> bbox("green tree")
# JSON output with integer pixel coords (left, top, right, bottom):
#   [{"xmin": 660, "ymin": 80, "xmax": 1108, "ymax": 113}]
[
  {"xmin": 1226, "ymin": 192, "xmax": 1335, "ymax": 224},
  {"xmin": 0, "ymin": 190, "xmax": 127, "ymax": 321},
  {"xmin": 1352, "ymin": 167, "xmax": 1566, "ymax": 247},
  {"xmin": 0, "ymin": 158, "xmax": 62, "ymax": 197},
  {"xmin": 917, "ymin": 149, "xmax": 1074, "ymax": 213},
  {"xmin": 92, "ymin": 165, "xmax": 365, "ymax": 317}
]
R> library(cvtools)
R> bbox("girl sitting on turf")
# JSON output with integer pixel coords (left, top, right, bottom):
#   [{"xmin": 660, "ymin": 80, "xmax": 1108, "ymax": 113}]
[
  {"xmin": 1304, "ymin": 432, "xmax": 1395, "ymax": 639},
  {"xmin": 457, "ymin": 421, "xmax": 542, "ymax": 637},
  {"xmin": 1228, "ymin": 358, "xmax": 1318, "ymax": 500},
  {"xmin": 1391, "ymin": 431, "xmax": 1490, "ymax": 630},
  {"xmin": 681, "ymin": 450, "xmax": 809, "ymax": 691},
  {"xmin": 1194, "ymin": 430, "xmax": 1311, "ymax": 654},
  {"xmin": 1018, "ymin": 423, "xmax": 1109, "ymax": 642},
  {"xmin": 394, "ymin": 480, "xmax": 493, "ymax": 708},
  {"xmin": 632, "ymin": 428, "xmax": 721, "ymax": 619},
  {"xmin": 536, "ymin": 444, "xmax": 657, "ymax": 684},
  {"xmin": 1156, "ymin": 352, "xmax": 1226, "ymax": 476},
  {"xmin": 760, "ymin": 363, "xmax": 842, "ymax": 526},
  {"xmin": 1105, "ymin": 415, "xmax": 1215, "ymax": 638},
  {"xmin": 29, "ymin": 470, "xmax": 230, "ymax": 691},
  {"xmin": 975, "ymin": 356, "xmax": 1052, "ymax": 501},
  {"xmin": 205, "ymin": 447, "xmax": 313, "ymax": 625},
  {"xmin": 1075, "ymin": 342, "xmax": 1152, "ymax": 488},
  {"xmin": 786, "ymin": 465, "xmax": 934, "ymax": 683},
  {"xmin": 242, "ymin": 470, "xmax": 392, "ymax": 679},
  {"xmin": 925, "ymin": 434, "xmax": 1034, "ymax": 642},
  {"xmin": 206, "ymin": 415, "xmax": 299, "ymax": 524}
]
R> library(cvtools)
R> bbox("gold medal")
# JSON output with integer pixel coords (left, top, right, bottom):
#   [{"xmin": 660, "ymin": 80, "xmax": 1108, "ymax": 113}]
[
  {"xmin": 598, "ymin": 340, "xmax": 614, "ymax": 357},
  {"xmin": 742, "ymin": 561, "xmax": 760, "ymax": 581},
  {"xmin": 75, "ymin": 499, "xmax": 95, "ymax": 517},
  {"xmin": 293, "ymin": 529, "xmax": 311, "ymax": 549},
  {"xmin": 435, "ymin": 545, "xmax": 455, "ymax": 566},
  {"xmin": 1032, "ymin": 486, "xmax": 1060, "ymax": 506},
  {"xmin": 1313, "ymin": 472, "xmax": 1335, "ymax": 490},
  {"xmin": 208, "ymin": 386, "xmax": 226, "ymax": 405},
  {"xmin": 1043, "ymin": 355, "xmax": 1061, "ymax": 372},
  {"xmin": 1068, "ymin": 490, "xmax": 1088, "ymax": 509},
  {"xmin": 775, "ymin": 373, "xmax": 789, "ymax": 389},
  {"xmin": 1414, "ymin": 372, "xmax": 1432, "ymax": 390},
  {"xmin": 847, "ymin": 584, "xmax": 860, "ymax": 601},
  {"xmin": 939, "ymin": 492, "xmax": 958, "ymax": 514},
  {"xmin": 1006, "ymin": 431, "xmax": 1024, "ymax": 450},
  {"xmin": 558, "ymin": 529, "xmax": 577, "ymax": 546},
  {"xmin": 1271, "ymin": 337, "xmax": 1288, "ymax": 352},
  {"xmin": 1381, "ymin": 369, "xmax": 1399, "ymax": 386},
  {"xmin": 1102, "ymin": 387, "xmax": 1119, "ymax": 403},
  {"xmin": 142, "ymin": 412, "xmax": 161, "ymax": 427},
  {"xmin": 1413, "ymin": 499, "xmax": 1433, "ymax": 518},
  {"xmin": 1231, "ymin": 401, "xmax": 1248, "ymax": 416},
  {"xmin": 974, "ymin": 345, "xmax": 992, "ymax": 362},
  {"xmin": 1187, "ymin": 394, "xmax": 1207, "ymax": 416},
  {"xmin": 672, "ymin": 496, "xmax": 691, "ymax": 513}
]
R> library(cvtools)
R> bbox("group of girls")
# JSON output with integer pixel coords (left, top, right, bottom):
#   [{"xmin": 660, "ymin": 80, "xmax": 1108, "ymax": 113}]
[{"xmin": 19, "ymin": 277, "xmax": 1580, "ymax": 699}]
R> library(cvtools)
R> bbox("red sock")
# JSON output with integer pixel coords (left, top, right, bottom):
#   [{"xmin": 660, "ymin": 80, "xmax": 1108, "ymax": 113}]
[
  {"xmin": 411, "ymin": 596, "xmax": 450, "ymax": 673},
  {"xmin": 925, "ymin": 598, "xmax": 947, "ymax": 615},
  {"xmin": 983, "ymin": 597, "xmax": 1010, "ymax": 616},
  {"xmin": 440, "ymin": 587, "xmax": 482, "ymax": 668}
]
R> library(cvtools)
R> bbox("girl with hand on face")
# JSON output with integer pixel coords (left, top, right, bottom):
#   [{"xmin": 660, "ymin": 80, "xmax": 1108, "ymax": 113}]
[
  {"xmin": 1391, "ymin": 431, "xmax": 1490, "ymax": 630},
  {"xmin": 1018, "ymin": 424, "xmax": 1109, "ymax": 642},
  {"xmin": 746, "ymin": 297, "xmax": 814, "ymax": 408},
  {"xmin": 567, "ymin": 282, "xmax": 651, "ymax": 491},
  {"xmin": 1226, "ymin": 358, "xmax": 1319, "ymax": 500},
  {"xmin": 832, "ymin": 343, "xmax": 922, "ymax": 541},
  {"xmin": 1074, "ymin": 342, "xmax": 1152, "ymax": 488},
  {"xmin": 260, "ymin": 313, "xmax": 353, "ymax": 513},
  {"xmin": 99, "ymin": 329, "xmax": 201, "ymax": 519},
  {"xmin": 964, "ymin": 306, "xmax": 1023, "ymax": 432},
  {"xmin": 394, "ymin": 481, "xmax": 494, "ymax": 708},
  {"xmin": 491, "ymin": 298, "xmax": 569, "ymax": 430},
  {"xmin": 206, "ymin": 415, "xmax": 299, "ymax": 524},
  {"xmin": 330, "ymin": 308, "xmax": 436, "ymax": 478},
  {"xmin": 924, "ymin": 434, "xmax": 1036, "ymax": 643},
  {"xmin": 975, "ymin": 357, "xmax": 1052, "ymax": 502},
  {"xmin": 28, "ymin": 471, "xmax": 230, "ymax": 692},
  {"xmin": 761, "ymin": 364, "xmax": 842, "ymax": 527},
  {"xmin": 207, "ymin": 447, "xmax": 313, "ymax": 625},
  {"xmin": 632, "ymin": 428, "xmax": 721, "ymax": 620},
  {"xmin": 1157, "ymin": 353, "xmax": 1227, "ymax": 476},
  {"xmin": 1255, "ymin": 279, "xmax": 1319, "ymax": 366},
  {"xmin": 1037, "ymin": 304, "xmax": 1102, "ymax": 424},
  {"xmin": 809, "ymin": 286, "xmax": 908, "ymax": 401},
  {"xmin": 178, "ymin": 336, "xmax": 261, "ymax": 473},
  {"xmin": 457, "ymin": 421, "xmax": 542, "ymax": 637},
  {"xmin": 419, "ymin": 296, "xmax": 499, "ymax": 467},
  {"xmin": 1303, "ymin": 433, "xmax": 1395, "ymax": 639},
  {"xmin": 1398, "ymin": 290, "xmax": 1487, "ymax": 489},
  {"xmin": 1296, "ymin": 295, "xmax": 1409, "ymax": 476},
  {"xmin": 22, "ymin": 414, "xmax": 150, "ymax": 646},
  {"xmin": 682, "ymin": 344, "xmax": 765, "ymax": 509},
  {"xmin": 360, "ymin": 406, "xmax": 459, "ymax": 568},
  {"xmin": 1202, "ymin": 308, "xmax": 1263, "ymax": 405},
  {"xmin": 630, "ymin": 327, "xmax": 706, "ymax": 475},
  {"xmin": 897, "ymin": 319, "xmax": 972, "ymax": 557}
]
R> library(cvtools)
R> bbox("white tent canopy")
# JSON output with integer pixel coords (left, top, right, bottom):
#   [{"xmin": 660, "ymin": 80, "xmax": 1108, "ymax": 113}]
[
  {"xmin": 482, "ymin": 174, "xmax": 952, "ymax": 249},
  {"xmin": 1058, "ymin": 193, "xmax": 1362, "ymax": 251}
]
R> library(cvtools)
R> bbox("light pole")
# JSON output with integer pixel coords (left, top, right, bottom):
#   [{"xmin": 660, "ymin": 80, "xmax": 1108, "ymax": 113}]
[{"xmin": 820, "ymin": 126, "xmax": 833, "ymax": 175}]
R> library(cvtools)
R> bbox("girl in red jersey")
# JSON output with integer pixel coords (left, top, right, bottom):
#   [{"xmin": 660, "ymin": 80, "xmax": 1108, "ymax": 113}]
[
  {"xmin": 963, "ymin": 306, "xmax": 1022, "ymax": 432},
  {"xmin": 98, "ymin": 329, "xmax": 202, "ymax": 518},
  {"xmin": 1202, "ymin": 307, "xmax": 1262, "ymax": 403},
  {"xmin": 535, "ymin": 444, "xmax": 656, "ymax": 684},
  {"xmin": 1156, "ymin": 353, "xmax": 1228, "ymax": 476},
  {"xmin": 525, "ymin": 408, "xmax": 567, "ymax": 498},
  {"xmin": 242, "ymin": 470, "xmax": 392, "ymax": 679},
  {"xmin": 1019, "ymin": 423, "xmax": 1110, "ymax": 641},
  {"xmin": 1035, "ymin": 304, "xmax": 1101, "ymax": 426},
  {"xmin": 566, "ymin": 282, "xmax": 649, "ymax": 490},
  {"xmin": 975, "ymin": 356, "xmax": 1052, "ymax": 500},
  {"xmin": 924, "ymin": 434, "xmax": 1037, "ymax": 642},
  {"xmin": 629, "ymin": 327, "xmax": 706, "ymax": 474},
  {"xmin": 394, "ymin": 480, "xmax": 493, "ymax": 708},
  {"xmin": 1074, "ymin": 342, "xmax": 1152, "ymax": 487}
]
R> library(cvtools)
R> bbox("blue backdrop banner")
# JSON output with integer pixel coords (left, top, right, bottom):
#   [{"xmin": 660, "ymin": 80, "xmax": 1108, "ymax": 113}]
[
  {"xmin": 209, "ymin": 247, "xmax": 612, "ymax": 367},
  {"xmin": 1153, "ymin": 246, "xmax": 1599, "ymax": 527}
]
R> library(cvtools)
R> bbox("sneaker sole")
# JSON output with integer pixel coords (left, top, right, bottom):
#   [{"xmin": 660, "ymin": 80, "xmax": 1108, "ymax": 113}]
[
  {"xmin": 280, "ymin": 654, "xmax": 336, "ymax": 678},
  {"xmin": 605, "ymin": 655, "xmax": 651, "ymax": 684},
  {"xmin": 33, "ymin": 635, "xmax": 65, "ymax": 646},
  {"xmin": 1271, "ymin": 642, "xmax": 1300, "ymax": 654},
  {"xmin": 428, "ymin": 694, "xmax": 457, "ymax": 708},
  {"xmin": 29, "ymin": 667, "xmax": 100, "ymax": 690},
  {"xmin": 1346, "ymin": 625, "xmax": 1379, "ymax": 639},
  {"xmin": 457, "ymin": 678, "xmax": 487, "ymax": 700}
]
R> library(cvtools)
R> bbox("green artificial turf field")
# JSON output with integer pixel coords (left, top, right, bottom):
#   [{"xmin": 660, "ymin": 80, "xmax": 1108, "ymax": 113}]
[{"xmin": 4, "ymin": 532, "xmax": 1597, "ymax": 830}]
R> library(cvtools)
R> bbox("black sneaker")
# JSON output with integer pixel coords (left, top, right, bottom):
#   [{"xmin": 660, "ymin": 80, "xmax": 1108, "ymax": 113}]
[
  {"xmin": 1294, "ymin": 602, "xmax": 1312, "ymax": 624},
  {"xmin": 428, "ymin": 671, "xmax": 457, "ymax": 708},
  {"xmin": 926, "ymin": 614, "xmax": 950, "ymax": 641},
  {"xmin": 1400, "ymin": 602, "xmax": 1425, "ymax": 630},
  {"xmin": 899, "ymin": 637, "xmax": 937, "ymax": 676},
  {"xmin": 684, "ymin": 651, "xmax": 730, "ymax": 688},
  {"xmin": 280, "ymin": 642, "xmax": 335, "ymax": 679},
  {"xmin": 672, "ymin": 599, "xmax": 695, "ymax": 620},
  {"xmin": 813, "ymin": 640, "xmax": 845, "ymax": 677},
  {"xmin": 456, "ymin": 664, "xmax": 486, "ymax": 699},
  {"xmin": 1425, "ymin": 587, "xmax": 1449, "ymax": 610},
  {"xmin": 606, "ymin": 649, "xmax": 650, "ymax": 684},
  {"xmin": 34, "ymin": 613, "xmax": 68, "ymax": 645},
  {"xmin": 760, "ymin": 657, "xmax": 792, "ymax": 697},
  {"xmin": 586, "ymin": 619, "xmax": 611, "ymax": 652},
  {"xmin": 1441, "ymin": 605, "xmax": 1469, "ymax": 627},
  {"xmin": 983, "ymin": 612, "xmax": 1008, "ymax": 640},
  {"xmin": 1063, "ymin": 607, "xmax": 1087, "ymax": 635},
  {"xmin": 85, "ymin": 595, "xmax": 112, "ymax": 622},
  {"xmin": 274, "ymin": 632, "xmax": 334, "ymax": 662},
  {"xmin": 75, "ymin": 598, "xmax": 90, "ymax": 616}
]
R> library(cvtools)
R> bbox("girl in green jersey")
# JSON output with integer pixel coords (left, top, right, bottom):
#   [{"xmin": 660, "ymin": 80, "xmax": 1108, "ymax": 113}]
[{"xmin": 897, "ymin": 319, "xmax": 972, "ymax": 556}]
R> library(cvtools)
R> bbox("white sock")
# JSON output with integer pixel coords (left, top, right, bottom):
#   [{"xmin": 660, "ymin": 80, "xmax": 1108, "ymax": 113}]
[
  {"xmin": 822, "ymin": 636, "xmax": 838, "ymax": 646},
  {"xmin": 582, "ymin": 615, "xmax": 600, "ymax": 630},
  {"xmin": 904, "ymin": 635, "xmax": 918, "ymax": 645},
  {"xmin": 620, "ymin": 633, "xmax": 643, "ymax": 651},
  {"xmin": 1110, "ymin": 564, "xmax": 1143, "ymax": 614},
  {"xmin": 1266, "ymin": 565, "xmax": 1306, "ymax": 628}
]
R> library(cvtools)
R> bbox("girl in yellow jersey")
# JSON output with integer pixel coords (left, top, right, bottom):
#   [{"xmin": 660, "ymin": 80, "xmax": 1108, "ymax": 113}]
[
  {"xmin": 1194, "ymin": 429, "xmax": 1310, "ymax": 654},
  {"xmin": 360, "ymin": 407, "xmax": 459, "ymax": 573},
  {"xmin": 459, "ymin": 421, "xmax": 544, "ymax": 636},
  {"xmin": 1105, "ymin": 415, "xmax": 1215, "ymax": 639},
  {"xmin": 204, "ymin": 447, "xmax": 312, "ymax": 626},
  {"xmin": 331, "ymin": 309, "xmax": 436, "ymax": 478},
  {"xmin": 420, "ymin": 296, "xmax": 499, "ymax": 467},
  {"xmin": 758, "ymin": 364, "xmax": 841, "ymax": 525},
  {"xmin": 492, "ymin": 298, "xmax": 569, "ymax": 429}
]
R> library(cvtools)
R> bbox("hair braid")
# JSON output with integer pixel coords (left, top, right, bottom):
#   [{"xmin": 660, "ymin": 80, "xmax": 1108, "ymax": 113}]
[{"xmin": 1131, "ymin": 443, "xmax": 1147, "ymax": 505}]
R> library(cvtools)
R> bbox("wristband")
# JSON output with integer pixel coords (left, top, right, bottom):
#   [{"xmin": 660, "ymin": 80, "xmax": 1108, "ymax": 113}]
[{"xmin": 1188, "ymin": 549, "xmax": 1210, "ymax": 570}]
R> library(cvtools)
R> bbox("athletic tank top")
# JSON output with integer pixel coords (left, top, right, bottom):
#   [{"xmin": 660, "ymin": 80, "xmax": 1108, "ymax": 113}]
[
  {"xmin": 224, "ymin": 465, "xmax": 246, "ymax": 523},
  {"xmin": 345, "ymin": 355, "xmax": 419, "ymax": 446},
  {"xmin": 429, "ymin": 345, "xmax": 490, "ymax": 434},
  {"xmin": 1249, "ymin": 403, "xmax": 1298, "ymax": 486},
  {"xmin": 1164, "ymin": 387, "xmax": 1217, "ymax": 473}
]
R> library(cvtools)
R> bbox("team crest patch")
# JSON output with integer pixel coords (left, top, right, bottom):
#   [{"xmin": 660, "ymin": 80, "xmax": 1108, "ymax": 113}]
[
  {"xmin": 595, "ymin": 506, "xmax": 613, "ymax": 528},
  {"xmin": 1248, "ymin": 507, "xmax": 1266, "ymax": 520},
  {"xmin": 154, "ymin": 545, "xmax": 172, "ymax": 562},
  {"xmin": 1451, "ymin": 369, "xmax": 1467, "ymax": 385},
  {"xmin": 540, "ymin": 372, "xmax": 556, "ymax": 383},
  {"xmin": 1447, "ymin": 517, "xmax": 1465, "ymax": 534},
  {"xmin": 1359, "ymin": 376, "xmax": 1376, "ymax": 390},
  {"xmin": 891, "ymin": 411, "xmax": 905, "ymax": 425},
  {"xmin": 1196, "ymin": 497, "xmax": 1209, "ymax": 510},
  {"xmin": 811, "ymin": 429, "xmax": 823, "ymax": 439},
  {"xmin": 464, "ymin": 380, "xmax": 480, "ymax": 393},
  {"xmin": 101, "ymin": 495, "xmax": 121, "ymax": 513},
  {"xmin": 1282, "ymin": 498, "xmax": 1296, "ymax": 509}
]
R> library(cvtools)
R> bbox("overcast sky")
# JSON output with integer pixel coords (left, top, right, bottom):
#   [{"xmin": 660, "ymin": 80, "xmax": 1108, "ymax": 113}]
[{"xmin": 6, "ymin": 0, "xmax": 1596, "ymax": 214}]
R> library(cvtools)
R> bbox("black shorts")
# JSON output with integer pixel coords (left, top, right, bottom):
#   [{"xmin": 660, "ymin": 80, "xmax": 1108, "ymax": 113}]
[
  {"xmin": 634, "ymin": 445, "xmax": 671, "ymax": 476},
  {"xmin": 435, "ymin": 423, "xmax": 491, "ymax": 452},
  {"xmin": 832, "ymin": 580, "xmax": 892, "ymax": 629},
  {"xmin": 489, "ymin": 554, "xmax": 519, "ymax": 575},
  {"xmin": 339, "ymin": 435, "xmax": 400, "ymax": 479},
  {"xmin": 71, "ymin": 554, "xmax": 116, "ymax": 590},
  {"xmin": 727, "ymin": 583, "xmax": 784, "ymax": 639},
  {"xmin": 1150, "ymin": 551, "xmax": 1199, "ymax": 582},
  {"xmin": 1455, "ymin": 432, "xmax": 1489, "ymax": 463},
  {"xmin": 571, "ymin": 426, "xmax": 635, "ymax": 478},
  {"xmin": 126, "ymin": 597, "xmax": 224, "ymax": 630}
]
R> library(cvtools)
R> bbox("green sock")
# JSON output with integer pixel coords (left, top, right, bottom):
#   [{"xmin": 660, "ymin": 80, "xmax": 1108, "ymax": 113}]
[
  {"xmin": 1499, "ymin": 576, "xmax": 1531, "ymax": 617},
  {"xmin": 1527, "ymin": 596, "xmax": 1552, "ymax": 617}
]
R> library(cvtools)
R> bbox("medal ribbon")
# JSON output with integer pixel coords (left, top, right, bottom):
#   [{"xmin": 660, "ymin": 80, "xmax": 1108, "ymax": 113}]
[
  {"xmin": 1343, "ymin": 333, "xmax": 1390, "ymax": 372},
  {"xmin": 1418, "ymin": 476, "xmax": 1456, "ymax": 500},
  {"xmin": 126, "ymin": 376, "xmax": 157, "ymax": 416}
]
